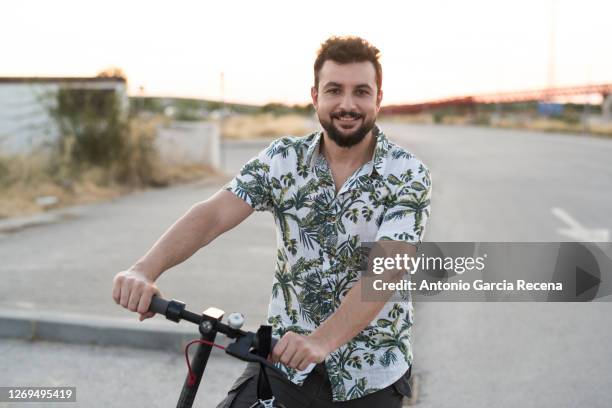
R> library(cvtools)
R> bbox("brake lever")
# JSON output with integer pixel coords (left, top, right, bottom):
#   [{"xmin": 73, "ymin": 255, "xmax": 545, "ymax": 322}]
[{"xmin": 224, "ymin": 332, "xmax": 286, "ymax": 377}]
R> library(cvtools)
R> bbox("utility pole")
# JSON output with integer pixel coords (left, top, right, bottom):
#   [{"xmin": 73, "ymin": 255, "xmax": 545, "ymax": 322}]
[
  {"xmin": 220, "ymin": 71, "xmax": 225, "ymax": 114},
  {"xmin": 582, "ymin": 65, "xmax": 592, "ymax": 135},
  {"xmin": 219, "ymin": 71, "xmax": 226, "ymax": 171},
  {"xmin": 546, "ymin": 0, "xmax": 558, "ymax": 101}
]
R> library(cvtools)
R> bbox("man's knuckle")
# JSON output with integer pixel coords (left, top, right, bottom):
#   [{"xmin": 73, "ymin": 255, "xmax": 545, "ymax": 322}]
[{"xmin": 124, "ymin": 280, "xmax": 133, "ymax": 291}]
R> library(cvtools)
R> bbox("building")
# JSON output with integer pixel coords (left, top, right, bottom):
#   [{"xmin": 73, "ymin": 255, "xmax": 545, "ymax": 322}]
[{"xmin": 0, "ymin": 76, "xmax": 128, "ymax": 155}]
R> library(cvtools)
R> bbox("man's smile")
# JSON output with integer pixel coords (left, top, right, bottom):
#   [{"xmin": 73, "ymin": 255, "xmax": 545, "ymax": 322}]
[
  {"xmin": 331, "ymin": 112, "xmax": 364, "ymax": 130},
  {"xmin": 335, "ymin": 117, "xmax": 361, "ymax": 129}
]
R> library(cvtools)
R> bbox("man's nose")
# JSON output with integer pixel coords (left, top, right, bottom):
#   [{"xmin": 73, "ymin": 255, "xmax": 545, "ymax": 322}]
[{"xmin": 338, "ymin": 93, "xmax": 357, "ymax": 112}]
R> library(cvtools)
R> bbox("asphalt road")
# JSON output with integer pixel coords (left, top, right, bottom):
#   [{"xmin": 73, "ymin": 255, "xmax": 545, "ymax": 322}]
[
  {"xmin": 0, "ymin": 338, "xmax": 238, "ymax": 408},
  {"xmin": 1, "ymin": 122, "xmax": 612, "ymax": 407}
]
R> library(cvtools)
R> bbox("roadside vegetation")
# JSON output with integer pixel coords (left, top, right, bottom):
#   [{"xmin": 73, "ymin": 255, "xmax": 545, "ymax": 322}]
[
  {"xmin": 0, "ymin": 73, "xmax": 213, "ymax": 219},
  {"xmin": 381, "ymin": 102, "xmax": 612, "ymax": 137},
  {"xmin": 132, "ymin": 97, "xmax": 318, "ymax": 139},
  {"xmin": 220, "ymin": 113, "xmax": 317, "ymax": 139}
]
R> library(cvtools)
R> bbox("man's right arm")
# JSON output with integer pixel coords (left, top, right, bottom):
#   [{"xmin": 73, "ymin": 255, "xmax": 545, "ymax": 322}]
[{"xmin": 112, "ymin": 189, "xmax": 254, "ymax": 320}]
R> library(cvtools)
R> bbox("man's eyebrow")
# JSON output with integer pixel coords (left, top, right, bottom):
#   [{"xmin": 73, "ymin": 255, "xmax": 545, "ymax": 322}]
[
  {"xmin": 323, "ymin": 81, "xmax": 343, "ymax": 89},
  {"xmin": 323, "ymin": 82, "xmax": 374, "ymax": 90}
]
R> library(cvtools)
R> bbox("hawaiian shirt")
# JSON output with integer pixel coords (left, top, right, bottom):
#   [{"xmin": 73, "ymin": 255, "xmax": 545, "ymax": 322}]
[{"xmin": 224, "ymin": 124, "xmax": 432, "ymax": 402}]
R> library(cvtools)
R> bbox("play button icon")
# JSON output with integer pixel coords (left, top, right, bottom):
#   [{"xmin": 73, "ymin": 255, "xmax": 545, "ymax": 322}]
[
  {"xmin": 548, "ymin": 242, "xmax": 603, "ymax": 302},
  {"xmin": 575, "ymin": 265, "xmax": 601, "ymax": 297}
]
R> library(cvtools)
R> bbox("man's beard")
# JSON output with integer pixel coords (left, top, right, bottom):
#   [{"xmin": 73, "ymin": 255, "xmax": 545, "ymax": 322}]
[{"xmin": 318, "ymin": 110, "xmax": 376, "ymax": 148}]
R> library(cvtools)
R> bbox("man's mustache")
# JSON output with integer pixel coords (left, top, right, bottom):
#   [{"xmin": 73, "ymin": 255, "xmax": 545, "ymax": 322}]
[{"xmin": 330, "ymin": 111, "xmax": 363, "ymax": 120}]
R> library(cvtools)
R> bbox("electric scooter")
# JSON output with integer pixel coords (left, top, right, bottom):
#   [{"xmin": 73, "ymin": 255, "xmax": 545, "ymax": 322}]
[{"xmin": 148, "ymin": 296, "xmax": 284, "ymax": 408}]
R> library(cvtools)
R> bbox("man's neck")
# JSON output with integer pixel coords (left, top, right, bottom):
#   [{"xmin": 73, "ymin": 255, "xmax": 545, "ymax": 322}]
[{"xmin": 320, "ymin": 130, "xmax": 377, "ymax": 169}]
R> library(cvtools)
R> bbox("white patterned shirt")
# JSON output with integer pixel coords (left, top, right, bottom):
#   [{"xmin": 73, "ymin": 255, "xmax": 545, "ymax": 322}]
[{"xmin": 225, "ymin": 124, "xmax": 432, "ymax": 401}]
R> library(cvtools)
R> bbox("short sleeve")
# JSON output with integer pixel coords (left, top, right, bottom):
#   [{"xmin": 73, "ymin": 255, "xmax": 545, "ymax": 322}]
[
  {"xmin": 375, "ymin": 162, "xmax": 432, "ymax": 244},
  {"xmin": 223, "ymin": 141, "xmax": 278, "ymax": 212}
]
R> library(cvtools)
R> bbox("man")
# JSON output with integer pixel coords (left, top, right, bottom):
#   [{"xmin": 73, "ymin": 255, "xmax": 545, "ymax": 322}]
[{"xmin": 112, "ymin": 36, "xmax": 431, "ymax": 407}]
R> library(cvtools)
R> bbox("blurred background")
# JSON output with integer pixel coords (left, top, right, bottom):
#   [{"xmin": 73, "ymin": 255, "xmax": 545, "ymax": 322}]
[{"xmin": 1, "ymin": 1, "xmax": 611, "ymax": 407}]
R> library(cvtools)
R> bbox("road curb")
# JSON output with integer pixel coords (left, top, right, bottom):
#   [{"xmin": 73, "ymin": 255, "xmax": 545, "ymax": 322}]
[
  {"xmin": 0, "ymin": 309, "xmax": 223, "ymax": 353},
  {"xmin": 0, "ymin": 206, "xmax": 88, "ymax": 234}
]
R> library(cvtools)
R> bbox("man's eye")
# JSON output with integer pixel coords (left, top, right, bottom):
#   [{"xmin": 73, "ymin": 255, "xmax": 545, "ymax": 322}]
[
  {"xmin": 327, "ymin": 89, "xmax": 340, "ymax": 94},
  {"xmin": 356, "ymin": 89, "xmax": 369, "ymax": 96}
]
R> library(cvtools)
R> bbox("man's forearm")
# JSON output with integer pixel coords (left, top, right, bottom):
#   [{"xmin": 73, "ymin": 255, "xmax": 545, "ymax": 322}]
[
  {"xmin": 113, "ymin": 190, "xmax": 253, "ymax": 320},
  {"xmin": 309, "ymin": 241, "xmax": 417, "ymax": 354},
  {"xmin": 310, "ymin": 271, "xmax": 403, "ymax": 353}
]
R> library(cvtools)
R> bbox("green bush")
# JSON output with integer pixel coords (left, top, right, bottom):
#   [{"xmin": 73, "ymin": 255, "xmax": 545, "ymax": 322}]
[
  {"xmin": 49, "ymin": 88, "xmax": 128, "ymax": 169},
  {"xmin": 47, "ymin": 86, "xmax": 165, "ymax": 187}
]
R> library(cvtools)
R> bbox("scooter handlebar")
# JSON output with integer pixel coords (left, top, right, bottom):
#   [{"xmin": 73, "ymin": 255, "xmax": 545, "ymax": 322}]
[
  {"xmin": 149, "ymin": 295, "xmax": 170, "ymax": 315},
  {"xmin": 148, "ymin": 295, "xmax": 278, "ymax": 355}
]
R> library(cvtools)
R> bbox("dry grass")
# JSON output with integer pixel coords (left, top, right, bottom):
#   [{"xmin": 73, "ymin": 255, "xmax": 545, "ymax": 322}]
[
  {"xmin": 0, "ymin": 168, "xmax": 126, "ymax": 219},
  {"xmin": 379, "ymin": 114, "xmax": 434, "ymax": 125},
  {"xmin": 590, "ymin": 121, "xmax": 612, "ymax": 136},
  {"xmin": 0, "ymin": 163, "xmax": 216, "ymax": 220},
  {"xmin": 220, "ymin": 113, "xmax": 316, "ymax": 139},
  {"xmin": 0, "ymin": 116, "xmax": 215, "ymax": 220},
  {"xmin": 492, "ymin": 117, "xmax": 612, "ymax": 136}
]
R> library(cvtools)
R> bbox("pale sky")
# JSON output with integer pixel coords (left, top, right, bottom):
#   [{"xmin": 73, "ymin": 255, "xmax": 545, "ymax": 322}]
[{"xmin": 2, "ymin": 0, "xmax": 610, "ymax": 105}]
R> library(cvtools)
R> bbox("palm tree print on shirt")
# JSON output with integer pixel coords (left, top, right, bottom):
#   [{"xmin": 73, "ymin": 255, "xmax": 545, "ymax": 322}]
[{"xmin": 224, "ymin": 125, "xmax": 431, "ymax": 402}]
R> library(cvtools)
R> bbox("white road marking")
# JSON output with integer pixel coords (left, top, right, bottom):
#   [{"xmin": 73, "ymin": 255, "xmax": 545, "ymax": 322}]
[{"xmin": 551, "ymin": 207, "xmax": 610, "ymax": 241}]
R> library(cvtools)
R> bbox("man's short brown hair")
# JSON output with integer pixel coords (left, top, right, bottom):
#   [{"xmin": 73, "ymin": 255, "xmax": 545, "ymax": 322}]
[{"xmin": 314, "ymin": 36, "xmax": 382, "ymax": 91}]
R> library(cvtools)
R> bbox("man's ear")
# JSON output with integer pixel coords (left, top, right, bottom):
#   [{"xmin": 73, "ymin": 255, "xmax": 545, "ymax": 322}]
[
  {"xmin": 311, "ymin": 86, "xmax": 318, "ymax": 109},
  {"xmin": 376, "ymin": 89, "xmax": 383, "ymax": 110}
]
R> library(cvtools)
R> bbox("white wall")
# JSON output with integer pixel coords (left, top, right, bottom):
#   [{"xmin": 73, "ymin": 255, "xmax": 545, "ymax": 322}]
[
  {"xmin": 0, "ymin": 80, "xmax": 128, "ymax": 155},
  {"xmin": 0, "ymin": 83, "xmax": 59, "ymax": 154},
  {"xmin": 155, "ymin": 121, "xmax": 220, "ymax": 169}
]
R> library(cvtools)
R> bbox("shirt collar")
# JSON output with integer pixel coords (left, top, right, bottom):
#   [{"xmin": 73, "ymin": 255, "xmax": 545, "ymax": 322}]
[{"xmin": 305, "ymin": 124, "xmax": 389, "ymax": 177}]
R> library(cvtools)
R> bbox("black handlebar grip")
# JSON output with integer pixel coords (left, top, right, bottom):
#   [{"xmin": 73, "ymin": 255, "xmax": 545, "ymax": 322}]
[{"xmin": 149, "ymin": 295, "xmax": 169, "ymax": 315}]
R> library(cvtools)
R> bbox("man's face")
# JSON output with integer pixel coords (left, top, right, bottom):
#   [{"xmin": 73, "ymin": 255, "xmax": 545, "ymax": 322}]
[{"xmin": 312, "ymin": 60, "xmax": 383, "ymax": 148}]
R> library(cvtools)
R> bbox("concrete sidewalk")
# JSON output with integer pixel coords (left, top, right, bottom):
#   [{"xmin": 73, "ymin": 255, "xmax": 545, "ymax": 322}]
[{"xmin": 0, "ymin": 308, "xmax": 198, "ymax": 352}]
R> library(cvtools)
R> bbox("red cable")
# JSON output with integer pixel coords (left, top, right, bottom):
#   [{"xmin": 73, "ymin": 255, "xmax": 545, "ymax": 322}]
[{"xmin": 184, "ymin": 339, "xmax": 226, "ymax": 386}]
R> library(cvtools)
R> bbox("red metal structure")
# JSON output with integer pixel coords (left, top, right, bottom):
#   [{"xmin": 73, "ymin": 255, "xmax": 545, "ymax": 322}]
[{"xmin": 381, "ymin": 83, "xmax": 612, "ymax": 114}]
